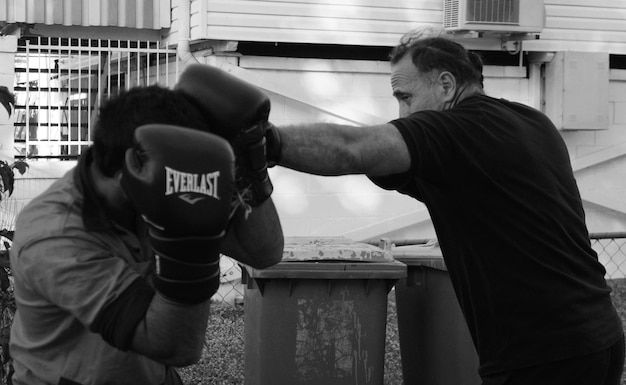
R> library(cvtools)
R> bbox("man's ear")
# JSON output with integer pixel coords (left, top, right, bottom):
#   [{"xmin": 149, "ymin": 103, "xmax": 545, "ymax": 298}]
[{"xmin": 438, "ymin": 71, "xmax": 457, "ymax": 102}]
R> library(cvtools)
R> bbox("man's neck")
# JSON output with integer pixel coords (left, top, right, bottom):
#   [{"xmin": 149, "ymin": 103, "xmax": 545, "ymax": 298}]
[
  {"xmin": 459, "ymin": 84, "xmax": 485, "ymax": 101},
  {"xmin": 446, "ymin": 84, "xmax": 485, "ymax": 110}
]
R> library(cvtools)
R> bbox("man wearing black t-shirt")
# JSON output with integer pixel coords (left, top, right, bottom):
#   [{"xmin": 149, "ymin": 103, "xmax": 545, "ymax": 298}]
[{"xmin": 262, "ymin": 31, "xmax": 624, "ymax": 384}]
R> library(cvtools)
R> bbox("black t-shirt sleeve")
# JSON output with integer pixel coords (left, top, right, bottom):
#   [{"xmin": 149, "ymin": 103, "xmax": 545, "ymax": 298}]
[
  {"xmin": 368, "ymin": 117, "xmax": 421, "ymax": 190},
  {"xmin": 369, "ymin": 112, "xmax": 461, "ymax": 198},
  {"xmin": 90, "ymin": 277, "xmax": 155, "ymax": 351}
]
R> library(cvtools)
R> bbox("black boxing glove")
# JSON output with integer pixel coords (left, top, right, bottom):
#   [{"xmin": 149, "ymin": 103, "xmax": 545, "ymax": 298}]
[
  {"xmin": 175, "ymin": 64, "xmax": 277, "ymax": 210},
  {"xmin": 121, "ymin": 124, "xmax": 235, "ymax": 304},
  {"xmin": 264, "ymin": 122, "xmax": 282, "ymax": 167}
]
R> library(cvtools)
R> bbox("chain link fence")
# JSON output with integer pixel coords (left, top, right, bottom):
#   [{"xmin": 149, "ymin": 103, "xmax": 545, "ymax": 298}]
[{"xmin": 592, "ymin": 232, "xmax": 626, "ymax": 280}]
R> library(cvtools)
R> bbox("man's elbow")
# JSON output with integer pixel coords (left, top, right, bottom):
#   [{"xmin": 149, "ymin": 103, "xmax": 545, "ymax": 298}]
[
  {"xmin": 251, "ymin": 253, "xmax": 281, "ymax": 269},
  {"xmin": 137, "ymin": 326, "xmax": 206, "ymax": 367},
  {"xmin": 170, "ymin": 348, "xmax": 204, "ymax": 367},
  {"xmin": 254, "ymin": 236, "xmax": 285, "ymax": 269},
  {"xmin": 157, "ymin": 340, "xmax": 204, "ymax": 367}
]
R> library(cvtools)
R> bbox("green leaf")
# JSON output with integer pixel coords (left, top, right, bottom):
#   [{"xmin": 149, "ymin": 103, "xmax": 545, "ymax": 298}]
[
  {"xmin": 4, "ymin": 170, "xmax": 13, "ymax": 197},
  {"xmin": 0, "ymin": 162, "xmax": 8, "ymax": 194},
  {"xmin": 0, "ymin": 252, "xmax": 8, "ymax": 269},
  {"xmin": 12, "ymin": 161, "xmax": 29, "ymax": 175},
  {"xmin": 0, "ymin": 161, "xmax": 16, "ymax": 197},
  {"xmin": 0, "ymin": 269, "xmax": 8, "ymax": 292},
  {"xmin": 0, "ymin": 160, "xmax": 28, "ymax": 200},
  {"xmin": 0, "ymin": 230, "xmax": 13, "ymax": 241}
]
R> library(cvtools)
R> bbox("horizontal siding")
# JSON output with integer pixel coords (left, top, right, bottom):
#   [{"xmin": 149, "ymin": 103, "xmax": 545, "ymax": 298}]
[
  {"xmin": 546, "ymin": 5, "xmax": 626, "ymax": 20},
  {"xmin": 185, "ymin": 0, "xmax": 626, "ymax": 54},
  {"xmin": 205, "ymin": 1, "xmax": 441, "ymax": 22},
  {"xmin": 0, "ymin": 0, "xmax": 170, "ymax": 29},
  {"xmin": 525, "ymin": 1, "xmax": 626, "ymax": 53},
  {"xmin": 259, "ymin": 0, "xmax": 442, "ymax": 8},
  {"xmin": 204, "ymin": 14, "xmax": 437, "ymax": 34},
  {"xmin": 191, "ymin": 0, "xmax": 442, "ymax": 46},
  {"xmin": 203, "ymin": 26, "xmax": 408, "ymax": 46},
  {"xmin": 545, "ymin": 0, "xmax": 626, "ymax": 7},
  {"xmin": 546, "ymin": 17, "xmax": 626, "ymax": 33},
  {"xmin": 537, "ymin": 29, "xmax": 626, "ymax": 44}
]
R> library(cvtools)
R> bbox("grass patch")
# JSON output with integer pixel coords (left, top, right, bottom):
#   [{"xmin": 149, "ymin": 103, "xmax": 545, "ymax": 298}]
[
  {"xmin": 179, "ymin": 304, "xmax": 246, "ymax": 385},
  {"xmin": 608, "ymin": 279, "xmax": 626, "ymax": 385}
]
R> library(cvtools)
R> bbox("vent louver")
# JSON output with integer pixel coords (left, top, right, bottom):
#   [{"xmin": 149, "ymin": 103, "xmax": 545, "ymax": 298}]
[
  {"xmin": 443, "ymin": 0, "xmax": 544, "ymax": 34},
  {"xmin": 466, "ymin": 0, "xmax": 520, "ymax": 24}
]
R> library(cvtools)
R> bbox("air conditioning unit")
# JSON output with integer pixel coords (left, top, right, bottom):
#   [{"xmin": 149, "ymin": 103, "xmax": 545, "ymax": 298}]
[{"xmin": 444, "ymin": 0, "xmax": 545, "ymax": 34}]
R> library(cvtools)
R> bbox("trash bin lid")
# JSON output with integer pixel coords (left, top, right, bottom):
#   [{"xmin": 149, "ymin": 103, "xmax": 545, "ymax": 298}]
[
  {"xmin": 282, "ymin": 236, "xmax": 394, "ymax": 262},
  {"xmin": 244, "ymin": 237, "xmax": 407, "ymax": 279},
  {"xmin": 392, "ymin": 241, "xmax": 447, "ymax": 270}
]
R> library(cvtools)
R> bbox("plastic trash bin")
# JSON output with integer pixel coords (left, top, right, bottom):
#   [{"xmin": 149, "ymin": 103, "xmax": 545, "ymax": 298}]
[
  {"xmin": 242, "ymin": 237, "xmax": 407, "ymax": 385},
  {"xmin": 393, "ymin": 242, "xmax": 481, "ymax": 385}
]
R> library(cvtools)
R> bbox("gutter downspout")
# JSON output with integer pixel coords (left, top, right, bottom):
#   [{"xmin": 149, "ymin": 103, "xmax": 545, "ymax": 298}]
[{"xmin": 177, "ymin": 0, "xmax": 198, "ymax": 66}]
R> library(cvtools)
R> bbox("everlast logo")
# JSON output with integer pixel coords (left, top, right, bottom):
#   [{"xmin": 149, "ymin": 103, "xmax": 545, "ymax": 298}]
[{"xmin": 165, "ymin": 166, "xmax": 220, "ymax": 200}]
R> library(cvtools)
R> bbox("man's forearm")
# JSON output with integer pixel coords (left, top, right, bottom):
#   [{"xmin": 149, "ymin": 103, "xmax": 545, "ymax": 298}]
[
  {"xmin": 276, "ymin": 122, "xmax": 410, "ymax": 177},
  {"xmin": 221, "ymin": 197, "xmax": 284, "ymax": 268},
  {"xmin": 278, "ymin": 123, "xmax": 364, "ymax": 176},
  {"xmin": 131, "ymin": 294, "xmax": 210, "ymax": 367}
]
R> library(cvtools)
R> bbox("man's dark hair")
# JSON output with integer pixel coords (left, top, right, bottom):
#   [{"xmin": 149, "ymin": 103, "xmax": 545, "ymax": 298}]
[
  {"xmin": 390, "ymin": 31, "xmax": 484, "ymax": 88},
  {"xmin": 92, "ymin": 85, "xmax": 208, "ymax": 177}
]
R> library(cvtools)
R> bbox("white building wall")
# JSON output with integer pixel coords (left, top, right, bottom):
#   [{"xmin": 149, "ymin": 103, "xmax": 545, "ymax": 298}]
[{"xmin": 568, "ymin": 70, "xmax": 626, "ymax": 234}]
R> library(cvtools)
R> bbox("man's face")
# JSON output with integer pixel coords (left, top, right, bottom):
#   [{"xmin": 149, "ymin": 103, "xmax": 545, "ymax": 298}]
[{"xmin": 390, "ymin": 54, "xmax": 447, "ymax": 118}]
